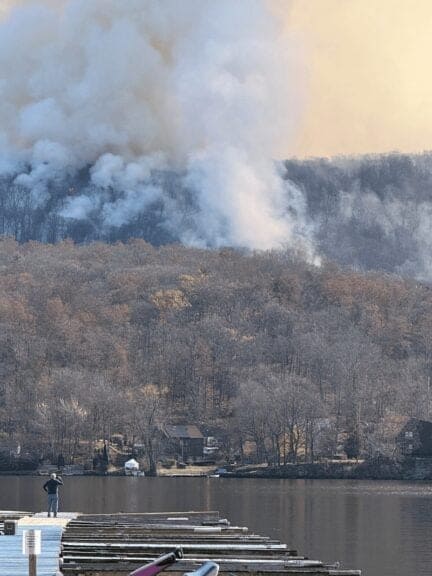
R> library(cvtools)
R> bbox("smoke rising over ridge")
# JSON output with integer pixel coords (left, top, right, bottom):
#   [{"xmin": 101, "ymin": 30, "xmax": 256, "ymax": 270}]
[{"xmin": 0, "ymin": 0, "xmax": 314, "ymax": 252}]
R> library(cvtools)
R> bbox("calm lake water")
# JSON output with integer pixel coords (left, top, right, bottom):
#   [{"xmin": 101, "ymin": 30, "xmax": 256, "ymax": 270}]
[{"xmin": 0, "ymin": 477, "xmax": 431, "ymax": 576}]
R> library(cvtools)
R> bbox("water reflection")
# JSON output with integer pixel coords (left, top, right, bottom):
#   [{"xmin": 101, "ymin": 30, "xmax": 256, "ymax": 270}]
[{"xmin": 0, "ymin": 477, "xmax": 431, "ymax": 576}]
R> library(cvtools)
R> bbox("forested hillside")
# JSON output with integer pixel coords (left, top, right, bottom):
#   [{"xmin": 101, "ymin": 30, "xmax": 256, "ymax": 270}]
[
  {"xmin": 1, "ymin": 239, "xmax": 431, "ymax": 467},
  {"xmin": 2, "ymin": 152, "xmax": 432, "ymax": 279},
  {"xmin": 284, "ymin": 153, "xmax": 432, "ymax": 278}
]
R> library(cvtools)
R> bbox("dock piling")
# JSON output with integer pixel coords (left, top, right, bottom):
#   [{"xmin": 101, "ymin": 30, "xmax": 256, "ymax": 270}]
[
  {"xmin": 23, "ymin": 529, "xmax": 41, "ymax": 576},
  {"xmin": 29, "ymin": 554, "xmax": 37, "ymax": 576}
]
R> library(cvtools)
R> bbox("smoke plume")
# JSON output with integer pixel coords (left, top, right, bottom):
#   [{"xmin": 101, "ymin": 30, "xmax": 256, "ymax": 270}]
[{"xmin": 0, "ymin": 0, "xmax": 313, "ymax": 253}]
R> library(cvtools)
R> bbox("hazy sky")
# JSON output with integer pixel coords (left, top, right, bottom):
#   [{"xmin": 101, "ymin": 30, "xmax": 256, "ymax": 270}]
[{"xmin": 289, "ymin": 0, "xmax": 432, "ymax": 157}]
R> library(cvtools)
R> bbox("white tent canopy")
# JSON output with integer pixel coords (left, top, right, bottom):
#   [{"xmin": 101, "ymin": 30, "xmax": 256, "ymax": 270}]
[{"xmin": 124, "ymin": 458, "xmax": 139, "ymax": 470}]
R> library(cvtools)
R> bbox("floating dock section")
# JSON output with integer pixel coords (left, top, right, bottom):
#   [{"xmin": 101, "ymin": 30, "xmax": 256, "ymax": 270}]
[
  {"xmin": 58, "ymin": 511, "xmax": 361, "ymax": 576},
  {"xmin": 0, "ymin": 511, "xmax": 360, "ymax": 575}
]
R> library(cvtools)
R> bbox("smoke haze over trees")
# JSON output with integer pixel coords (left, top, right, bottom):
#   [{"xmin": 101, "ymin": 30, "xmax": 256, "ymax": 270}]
[
  {"xmin": 2, "ymin": 152, "xmax": 432, "ymax": 280},
  {"xmin": 284, "ymin": 153, "xmax": 432, "ymax": 280},
  {"xmin": 0, "ymin": 0, "xmax": 305, "ymax": 252}
]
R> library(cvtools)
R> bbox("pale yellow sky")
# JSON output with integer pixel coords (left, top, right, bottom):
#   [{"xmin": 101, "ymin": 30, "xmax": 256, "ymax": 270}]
[{"xmin": 289, "ymin": 0, "xmax": 432, "ymax": 157}]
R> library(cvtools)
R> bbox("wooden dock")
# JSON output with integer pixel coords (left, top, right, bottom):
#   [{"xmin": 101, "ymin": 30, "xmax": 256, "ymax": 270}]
[
  {"xmin": 0, "ymin": 513, "xmax": 77, "ymax": 576},
  {"xmin": 0, "ymin": 511, "xmax": 361, "ymax": 576}
]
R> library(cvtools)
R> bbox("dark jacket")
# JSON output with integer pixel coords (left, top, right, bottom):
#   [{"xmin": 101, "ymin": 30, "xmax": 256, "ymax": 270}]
[{"xmin": 43, "ymin": 477, "xmax": 63, "ymax": 494}]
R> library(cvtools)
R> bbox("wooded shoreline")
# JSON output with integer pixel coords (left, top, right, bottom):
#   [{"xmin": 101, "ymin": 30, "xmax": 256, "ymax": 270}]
[{"xmin": 2, "ymin": 456, "xmax": 431, "ymax": 480}]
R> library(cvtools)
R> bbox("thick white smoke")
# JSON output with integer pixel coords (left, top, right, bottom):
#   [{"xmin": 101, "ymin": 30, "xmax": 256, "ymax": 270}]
[{"xmin": 0, "ymin": 0, "xmax": 313, "ymax": 252}]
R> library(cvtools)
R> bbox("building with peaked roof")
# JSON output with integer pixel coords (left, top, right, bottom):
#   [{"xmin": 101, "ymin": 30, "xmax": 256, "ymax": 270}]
[
  {"xmin": 163, "ymin": 424, "xmax": 204, "ymax": 461},
  {"xmin": 396, "ymin": 418, "xmax": 432, "ymax": 457}
]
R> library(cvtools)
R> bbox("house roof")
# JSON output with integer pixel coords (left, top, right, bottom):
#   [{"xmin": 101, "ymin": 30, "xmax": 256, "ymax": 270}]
[
  {"xmin": 165, "ymin": 425, "xmax": 204, "ymax": 439},
  {"xmin": 398, "ymin": 417, "xmax": 432, "ymax": 434}
]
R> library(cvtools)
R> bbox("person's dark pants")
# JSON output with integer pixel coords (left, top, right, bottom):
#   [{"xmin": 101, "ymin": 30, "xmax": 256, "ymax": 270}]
[{"xmin": 47, "ymin": 494, "xmax": 58, "ymax": 517}]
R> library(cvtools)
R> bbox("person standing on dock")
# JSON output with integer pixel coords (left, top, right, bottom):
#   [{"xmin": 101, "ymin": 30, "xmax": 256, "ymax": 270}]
[{"xmin": 43, "ymin": 472, "xmax": 63, "ymax": 517}]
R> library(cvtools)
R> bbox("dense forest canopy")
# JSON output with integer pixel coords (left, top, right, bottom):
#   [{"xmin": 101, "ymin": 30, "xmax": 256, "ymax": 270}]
[{"xmin": 0, "ymin": 238, "xmax": 431, "ymax": 467}]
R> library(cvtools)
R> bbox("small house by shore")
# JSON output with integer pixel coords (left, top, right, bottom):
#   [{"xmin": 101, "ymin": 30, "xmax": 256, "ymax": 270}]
[
  {"xmin": 395, "ymin": 418, "xmax": 432, "ymax": 457},
  {"xmin": 164, "ymin": 424, "xmax": 204, "ymax": 461}
]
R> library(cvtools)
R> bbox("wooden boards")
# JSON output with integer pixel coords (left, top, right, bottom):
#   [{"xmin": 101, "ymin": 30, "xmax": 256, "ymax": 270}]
[{"xmin": 59, "ymin": 512, "xmax": 361, "ymax": 576}]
